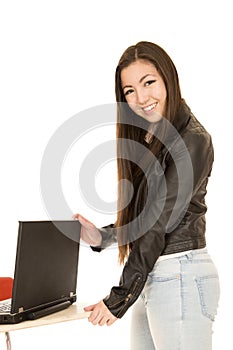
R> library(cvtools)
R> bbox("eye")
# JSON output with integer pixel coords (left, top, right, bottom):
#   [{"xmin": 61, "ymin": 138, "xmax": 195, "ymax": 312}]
[
  {"xmin": 145, "ymin": 80, "xmax": 156, "ymax": 87},
  {"xmin": 124, "ymin": 89, "xmax": 134, "ymax": 96}
]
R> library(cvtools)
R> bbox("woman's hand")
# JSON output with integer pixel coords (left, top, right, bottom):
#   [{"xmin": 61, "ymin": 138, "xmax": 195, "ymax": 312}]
[
  {"xmin": 72, "ymin": 213, "xmax": 102, "ymax": 247},
  {"xmin": 84, "ymin": 301, "xmax": 117, "ymax": 326}
]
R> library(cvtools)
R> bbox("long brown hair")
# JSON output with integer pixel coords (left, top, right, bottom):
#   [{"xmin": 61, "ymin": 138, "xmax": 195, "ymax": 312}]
[{"xmin": 115, "ymin": 41, "xmax": 182, "ymax": 264}]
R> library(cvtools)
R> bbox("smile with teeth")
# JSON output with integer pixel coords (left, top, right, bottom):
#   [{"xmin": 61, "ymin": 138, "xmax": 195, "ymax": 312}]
[{"xmin": 142, "ymin": 103, "xmax": 158, "ymax": 112}]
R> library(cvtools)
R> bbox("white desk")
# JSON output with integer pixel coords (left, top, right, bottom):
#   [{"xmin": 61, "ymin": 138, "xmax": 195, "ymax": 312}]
[{"xmin": 0, "ymin": 304, "xmax": 90, "ymax": 349}]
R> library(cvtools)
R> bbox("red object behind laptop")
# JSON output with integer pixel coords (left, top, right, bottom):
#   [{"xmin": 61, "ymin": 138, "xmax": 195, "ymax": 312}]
[{"xmin": 0, "ymin": 278, "xmax": 13, "ymax": 301}]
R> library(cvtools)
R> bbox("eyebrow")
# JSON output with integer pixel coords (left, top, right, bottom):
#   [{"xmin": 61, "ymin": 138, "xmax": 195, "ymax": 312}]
[{"xmin": 122, "ymin": 74, "xmax": 156, "ymax": 90}]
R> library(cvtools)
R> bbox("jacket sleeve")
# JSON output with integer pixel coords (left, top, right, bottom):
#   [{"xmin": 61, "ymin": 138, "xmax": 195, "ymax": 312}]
[
  {"xmin": 91, "ymin": 224, "xmax": 117, "ymax": 252},
  {"xmin": 103, "ymin": 130, "xmax": 214, "ymax": 318}
]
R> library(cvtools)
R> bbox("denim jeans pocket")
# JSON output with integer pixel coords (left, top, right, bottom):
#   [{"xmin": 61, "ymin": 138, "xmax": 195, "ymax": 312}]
[{"xmin": 195, "ymin": 274, "xmax": 220, "ymax": 321}]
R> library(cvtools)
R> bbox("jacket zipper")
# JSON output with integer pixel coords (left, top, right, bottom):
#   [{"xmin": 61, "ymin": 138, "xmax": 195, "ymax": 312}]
[
  {"xmin": 124, "ymin": 276, "xmax": 142, "ymax": 303},
  {"xmin": 115, "ymin": 276, "xmax": 142, "ymax": 318},
  {"xmin": 108, "ymin": 276, "xmax": 142, "ymax": 309}
]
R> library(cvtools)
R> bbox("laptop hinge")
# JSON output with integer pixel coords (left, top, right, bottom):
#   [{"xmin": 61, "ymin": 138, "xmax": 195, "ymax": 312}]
[{"xmin": 70, "ymin": 292, "xmax": 74, "ymax": 297}]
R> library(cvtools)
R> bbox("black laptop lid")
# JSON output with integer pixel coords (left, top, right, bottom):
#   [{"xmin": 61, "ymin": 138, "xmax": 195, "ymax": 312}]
[{"xmin": 11, "ymin": 220, "xmax": 80, "ymax": 314}]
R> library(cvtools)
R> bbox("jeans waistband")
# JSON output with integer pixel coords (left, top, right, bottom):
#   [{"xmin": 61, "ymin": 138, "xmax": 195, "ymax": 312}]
[{"xmin": 157, "ymin": 248, "xmax": 208, "ymax": 263}]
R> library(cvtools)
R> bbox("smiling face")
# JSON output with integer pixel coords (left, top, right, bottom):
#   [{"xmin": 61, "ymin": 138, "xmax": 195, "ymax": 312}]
[{"xmin": 121, "ymin": 59, "xmax": 167, "ymax": 123}]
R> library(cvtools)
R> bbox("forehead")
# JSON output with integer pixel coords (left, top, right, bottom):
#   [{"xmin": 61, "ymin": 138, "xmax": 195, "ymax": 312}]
[{"xmin": 121, "ymin": 59, "xmax": 160, "ymax": 84}]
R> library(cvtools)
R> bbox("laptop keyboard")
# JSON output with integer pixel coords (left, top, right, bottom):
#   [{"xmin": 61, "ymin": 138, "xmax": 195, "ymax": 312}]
[{"xmin": 0, "ymin": 301, "xmax": 11, "ymax": 313}]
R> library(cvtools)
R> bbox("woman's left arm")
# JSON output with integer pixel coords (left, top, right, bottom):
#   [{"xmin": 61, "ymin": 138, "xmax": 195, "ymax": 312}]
[{"xmin": 87, "ymin": 128, "xmax": 214, "ymax": 323}]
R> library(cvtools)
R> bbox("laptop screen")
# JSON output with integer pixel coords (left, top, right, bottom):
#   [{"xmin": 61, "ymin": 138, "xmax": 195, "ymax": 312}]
[{"xmin": 11, "ymin": 220, "xmax": 80, "ymax": 314}]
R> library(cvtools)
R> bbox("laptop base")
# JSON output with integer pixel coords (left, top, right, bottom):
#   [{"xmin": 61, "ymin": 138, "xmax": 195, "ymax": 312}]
[{"xmin": 27, "ymin": 300, "xmax": 72, "ymax": 320}]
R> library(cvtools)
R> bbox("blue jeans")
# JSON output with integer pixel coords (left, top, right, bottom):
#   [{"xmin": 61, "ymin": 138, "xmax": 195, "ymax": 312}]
[{"xmin": 130, "ymin": 248, "xmax": 220, "ymax": 350}]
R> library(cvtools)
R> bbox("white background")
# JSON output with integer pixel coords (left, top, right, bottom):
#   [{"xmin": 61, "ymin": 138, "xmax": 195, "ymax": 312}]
[{"xmin": 0, "ymin": 0, "xmax": 232, "ymax": 348}]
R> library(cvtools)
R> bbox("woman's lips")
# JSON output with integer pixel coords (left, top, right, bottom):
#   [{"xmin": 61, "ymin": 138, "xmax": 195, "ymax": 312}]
[{"xmin": 142, "ymin": 102, "xmax": 158, "ymax": 113}]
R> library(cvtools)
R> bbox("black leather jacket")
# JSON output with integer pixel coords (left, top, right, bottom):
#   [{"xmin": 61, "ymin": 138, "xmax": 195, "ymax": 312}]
[{"xmin": 93, "ymin": 102, "xmax": 214, "ymax": 318}]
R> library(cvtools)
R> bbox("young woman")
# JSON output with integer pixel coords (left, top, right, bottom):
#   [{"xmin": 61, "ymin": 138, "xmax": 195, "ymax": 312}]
[{"xmin": 73, "ymin": 41, "xmax": 220, "ymax": 349}]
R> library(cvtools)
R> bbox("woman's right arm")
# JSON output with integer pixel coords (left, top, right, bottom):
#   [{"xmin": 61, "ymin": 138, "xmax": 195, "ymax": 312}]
[
  {"xmin": 94, "ymin": 224, "xmax": 118, "ymax": 251},
  {"xmin": 72, "ymin": 214, "xmax": 117, "ymax": 250}
]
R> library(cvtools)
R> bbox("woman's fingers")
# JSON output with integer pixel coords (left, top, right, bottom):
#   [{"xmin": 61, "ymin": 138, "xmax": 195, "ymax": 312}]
[
  {"xmin": 73, "ymin": 214, "xmax": 101, "ymax": 246},
  {"xmin": 84, "ymin": 301, "xmax": 117, "ymax": 326},
  {"xmin": 72, "ymin": 213, "xmax": 79, "ymax": 220},
  {"xmin": 99, "ymin": 315, "xmax": 110, "ymax": 326},
  {"xmin": 84, "ymin": 304, "xmax": 95, "ymax": 312},
  {"xmin": 73, "ymin": 213, "xmax": 95, "ymax": 228}
]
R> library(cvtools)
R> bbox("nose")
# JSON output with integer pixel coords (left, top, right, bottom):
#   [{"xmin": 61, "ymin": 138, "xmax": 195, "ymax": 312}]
[{"xmin": 135, "ymin": 88, "xmax": 149, "ymax": 105}]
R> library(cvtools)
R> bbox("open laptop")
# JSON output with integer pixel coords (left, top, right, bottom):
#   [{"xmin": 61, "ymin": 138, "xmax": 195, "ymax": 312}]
[{"xmin": 0, "ymin": 220, "xmax": 80, "ymax": 324}]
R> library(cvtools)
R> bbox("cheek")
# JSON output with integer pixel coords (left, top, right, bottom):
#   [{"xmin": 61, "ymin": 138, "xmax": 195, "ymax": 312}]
[
  {"xmin": 162, "ymin": 89, "xmax": 167, "ymax": 102},
  {"xmin": 125, "ymin": 95, "xmax": 137, "ymax": 110},
  {"xmin": 160, "ymin": 84, "xmax": 167, "ymax": 103},
  {"xmin": 152, "ymin": 85, "xmax": 166, "ymax": 100},
  {"xmin": 128, "ymin": 102, "xmax": 138, "ymax": 114},
  {"xmin": 160, "ymin": 94, "xmax": 167, "ymax": 107}
]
